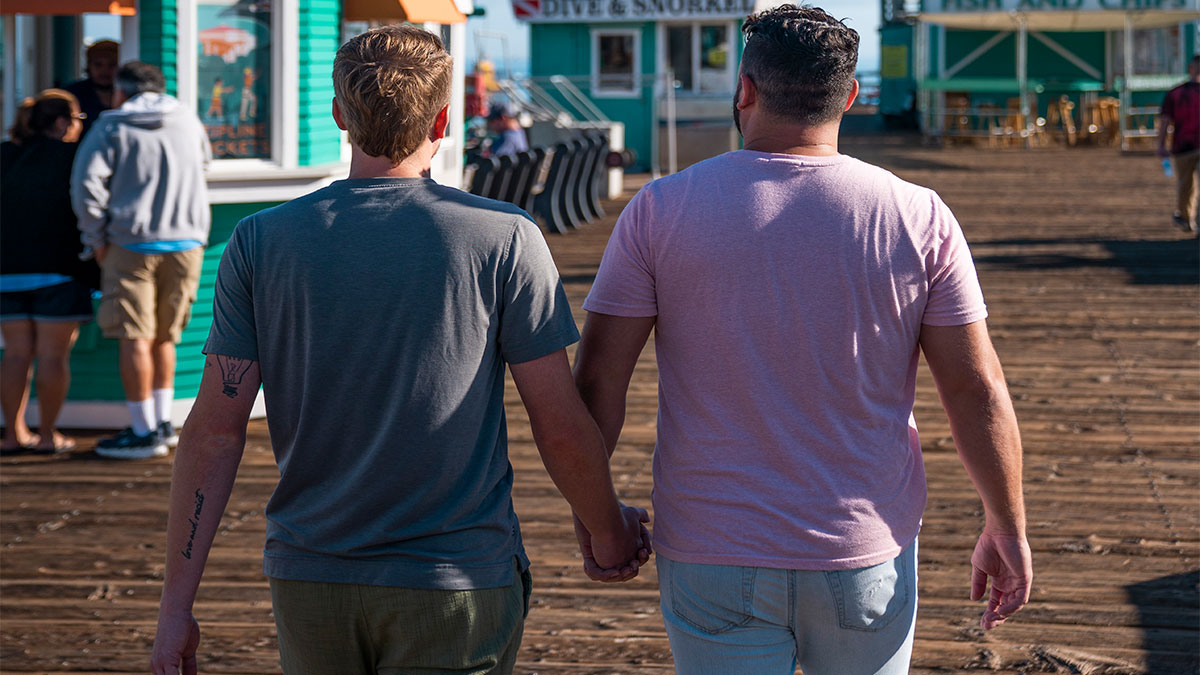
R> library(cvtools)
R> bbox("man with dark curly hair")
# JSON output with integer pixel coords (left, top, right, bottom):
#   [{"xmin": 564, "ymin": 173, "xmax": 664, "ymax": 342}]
[{"xmin": 574, "ymin": 5, "xmax": 1032, "ymax": 673}]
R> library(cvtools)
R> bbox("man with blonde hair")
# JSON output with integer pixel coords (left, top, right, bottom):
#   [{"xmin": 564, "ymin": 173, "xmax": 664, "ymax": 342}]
[{"xmin": 151, "ymin": 25, "xmax": 648, "ymax": 674}]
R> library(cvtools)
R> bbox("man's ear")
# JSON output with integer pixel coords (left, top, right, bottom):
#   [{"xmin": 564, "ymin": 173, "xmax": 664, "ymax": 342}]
[
  {"xmin": 736, "ymin": 73, "xmax": 756, "ymax": 111},
  {"xmin": 332, "ymin": 97, "xmax": 347, "ymax": 131},
  {"xmin": 845, "ymin": 79, "xmax": 860, "ymax": 112},
  {"xmin": 430, "ymin": 105, "xmax": 450, "ymax": 141}
]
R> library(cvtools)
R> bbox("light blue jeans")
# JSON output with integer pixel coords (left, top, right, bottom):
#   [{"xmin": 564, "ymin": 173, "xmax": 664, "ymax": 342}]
[{"xmin": 657, "ymin": 541, "xmax": 917, "ymax": 675}]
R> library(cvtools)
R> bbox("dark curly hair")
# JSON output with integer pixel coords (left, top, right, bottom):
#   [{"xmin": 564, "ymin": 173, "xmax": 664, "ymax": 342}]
[{"xmin": 738, "ymin": 5, "xmax": 859, "ymax": 126}]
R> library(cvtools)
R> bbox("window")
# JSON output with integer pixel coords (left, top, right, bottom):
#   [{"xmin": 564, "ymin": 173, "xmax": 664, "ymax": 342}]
[
  {"xmin": 664, "ymin": 22, "xmax": 733, "ymax": 96},
  {"xmin": 197, "ymin": 0, "xmax": 273, "ymax": 159},
  {"xmin": 1111, "ymin": 26, "xmax": 1182, "ymax": 78},
  {"xmin": 592, "ymin": 29, "xmax": 640, "ymax": 97},
  {"xmin": 666, "ymin": 25, "xmax": 693, "ymax": 91}
]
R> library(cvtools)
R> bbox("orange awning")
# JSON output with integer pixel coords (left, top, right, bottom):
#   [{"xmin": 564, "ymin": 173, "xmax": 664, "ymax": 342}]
[
  {"xmin": 1, "ymin": 0, "xmax": 135, "ymax": 15},
  {"xmin": 344, "ymin": 0, "xmax": 465, "ymax": 24}
]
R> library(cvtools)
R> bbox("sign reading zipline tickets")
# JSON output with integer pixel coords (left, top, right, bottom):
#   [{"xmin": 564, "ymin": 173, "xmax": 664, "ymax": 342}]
[{"xmin": 512, "ymin": 0, "xmax": 755, "ymax": 22}]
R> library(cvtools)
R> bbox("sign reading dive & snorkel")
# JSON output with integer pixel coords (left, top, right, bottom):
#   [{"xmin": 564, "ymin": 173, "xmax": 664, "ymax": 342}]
[{"xmin": 513, "ymin": 0, "xmax": 755, "ymax": 22}]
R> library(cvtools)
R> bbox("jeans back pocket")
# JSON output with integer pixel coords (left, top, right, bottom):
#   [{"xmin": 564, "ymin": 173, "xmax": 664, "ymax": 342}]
[
  {"xmin": 663, "ymin": 558, "xmax": 757, "ymax": 635},
  {"xmin": 823, "ymin": 548, "xmax": 911, "ymax": 632}
]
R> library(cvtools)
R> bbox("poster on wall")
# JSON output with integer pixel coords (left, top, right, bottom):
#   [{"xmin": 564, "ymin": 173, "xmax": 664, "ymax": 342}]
[{"xmin": 197, "ymin": 0, "xmax": 272, "ymax": 159}]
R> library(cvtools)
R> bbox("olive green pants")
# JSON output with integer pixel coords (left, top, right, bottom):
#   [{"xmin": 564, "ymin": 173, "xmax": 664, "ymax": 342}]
[{"xmin": 269, "ymin": 561, "xmax": 531, "ymax": 675}]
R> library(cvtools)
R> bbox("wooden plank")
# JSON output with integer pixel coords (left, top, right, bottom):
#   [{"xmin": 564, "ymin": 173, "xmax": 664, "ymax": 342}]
[{"xmin": 2, "ymin": 130, "xmax": 1197, "ymax": 673}]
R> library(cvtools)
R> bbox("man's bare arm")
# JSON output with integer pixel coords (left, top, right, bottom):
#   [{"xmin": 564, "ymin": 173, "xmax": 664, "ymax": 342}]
[
  {"xmin": 509, "ymin": 349, "xmax": 647, "ymax": 575},
  {"xmin": 573, "ymin": 312, "xmax": 656, "ymax": 456},
  {"xmin": 151, "ymin": 354, "xmax": 261, "ymax": 674},
  {"xmin": 921, "ymin": 321, "xmax": 1032, "ymax": 630},
  {"xmin": 1157, "ymin": 110, "xmax": 1172, "ymax": 158},
  {"xmin": 570, "ymin": 313, "xmax": 656, "ymax": 580}
]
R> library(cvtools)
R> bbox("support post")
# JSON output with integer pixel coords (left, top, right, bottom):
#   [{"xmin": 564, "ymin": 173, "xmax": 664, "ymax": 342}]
[
  {"xmin": 650, "ymin": 73, "xmax": 661, "ymax": 179},
  {"xmin": 666, "ymin": 68, "xmax": 677, "ymax": 175},
  {"xmin": 1017, "ymin": 14, "xmax": 1030, "ymax": 145},
  {"xmin": 2, "ymin": 17, "xmax": 17, "ymax": 136},
  {"xmin": 915, "ymin": 19, "xmax": 930, "ymax": 135},
  {"xmin": 1121, "ymin": 13, "xmax": 1133, "ymax": 151}
]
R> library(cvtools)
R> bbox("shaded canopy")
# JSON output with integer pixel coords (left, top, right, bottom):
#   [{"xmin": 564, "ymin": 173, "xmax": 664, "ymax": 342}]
[{"xmin": 919, "ymin": 9, "xmax": 1200, "ymax": 31}]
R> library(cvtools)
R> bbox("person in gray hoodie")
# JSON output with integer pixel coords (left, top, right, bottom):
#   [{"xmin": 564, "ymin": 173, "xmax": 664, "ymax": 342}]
[{"xmin": 71, "ymin": 61, "xmax": 212, "ymax": 459}]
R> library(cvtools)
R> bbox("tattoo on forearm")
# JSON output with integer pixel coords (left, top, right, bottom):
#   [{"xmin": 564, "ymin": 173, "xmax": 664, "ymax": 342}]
[
  {"xmin": 215, "ymin": 355, "xmax": 253, "ymax": 398},
  {"xmin": 180, "ymin": 489, "xmax": 205, "ymax": 560}
]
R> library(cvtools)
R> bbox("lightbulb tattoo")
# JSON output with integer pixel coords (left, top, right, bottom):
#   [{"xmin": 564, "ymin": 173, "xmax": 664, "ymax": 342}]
[{"xmin": 215, "ymin": 355, "xmax": 253, "ymax": 399}]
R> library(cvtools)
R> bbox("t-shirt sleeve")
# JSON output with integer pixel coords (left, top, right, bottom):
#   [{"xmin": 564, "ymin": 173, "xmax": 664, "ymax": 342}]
[
  {"xmin": 203, "ymin": 218, "xmax": 259, "ymax": 361},
  {"xmin": 922, "ymin": 193, "xmax": 989, "ymax": 327},
  {"xmin": 498, "ymin": 216, "xmax": 581, "ymax": 364},
  {"xmin": 582, "ymin": 187, "xmax": 658, "ymax": 317}
]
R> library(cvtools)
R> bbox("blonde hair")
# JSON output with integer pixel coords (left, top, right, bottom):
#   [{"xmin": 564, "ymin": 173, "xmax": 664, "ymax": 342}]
[{"xmin": 333, "ymin": 25, "xmax": 453, "ymax": 164}]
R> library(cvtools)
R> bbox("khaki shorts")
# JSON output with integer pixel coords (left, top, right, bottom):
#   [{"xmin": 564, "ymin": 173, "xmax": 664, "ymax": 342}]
[{"xmin": 97, "ymin": 246, "xmax": 204, "ymax": 343}]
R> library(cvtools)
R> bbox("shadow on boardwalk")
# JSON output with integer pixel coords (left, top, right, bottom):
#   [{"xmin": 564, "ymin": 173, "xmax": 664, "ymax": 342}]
[
  {"xmin": 1126, "ymin": 570, "xmax": 1200, "ymax": 675},
  {"xmin": 972, "ymin": 237, "xmax": 1200, "ymax": 286}
]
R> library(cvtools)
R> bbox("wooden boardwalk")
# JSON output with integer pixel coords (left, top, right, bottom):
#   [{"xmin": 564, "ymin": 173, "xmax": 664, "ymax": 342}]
[{"xmin": 2, "ymin": 133, "xmax": 1197, "ymax": 673}]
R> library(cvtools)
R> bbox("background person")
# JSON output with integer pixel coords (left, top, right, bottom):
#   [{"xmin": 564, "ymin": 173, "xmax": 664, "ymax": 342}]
[
  {"xmin": 1157, "ymin": 54, "xmax": 1200, "ymax": 234},
  {"xmin": 487, "ymin": 103, "xmax": 529, "ymax": 157},
  {"xmin": 64, "ymin": 40, "xmax": 119, "ymax": 138},
  {"xmin": 150, "ymin": 25, "xmax": 648, "ymax": 675},
  {"xmin": 0, "ymin": 90, "xmax": 96, "ymax": 455},
  {"xmin": 71, "ymin": 61, "xmax": 212, "ymax": 460},
  {"xmin": 574, "ymin": 6, "xmax": 1032, "ymax": 673}
]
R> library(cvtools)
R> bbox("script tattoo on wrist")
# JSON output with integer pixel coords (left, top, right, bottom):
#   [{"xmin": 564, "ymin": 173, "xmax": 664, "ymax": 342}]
[
  {"xmin": 215, "ymin": 355, "xmax": 253, "ymax": 399},
  {"xmin": 180, "ymin": 489, "xmax": 205, "ymax": 560}
]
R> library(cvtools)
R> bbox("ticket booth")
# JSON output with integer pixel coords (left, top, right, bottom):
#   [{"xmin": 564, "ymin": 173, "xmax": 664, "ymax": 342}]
[
  {"xmin": 516, "ymin": 0, "xmax": 758, "ymax": 172},
  {"xmin": 1, "ymin": 0, "xmax": 471, "ymax": 427}
]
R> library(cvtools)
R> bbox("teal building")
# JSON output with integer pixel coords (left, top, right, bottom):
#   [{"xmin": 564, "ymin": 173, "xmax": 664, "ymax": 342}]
[
  {"xmin": 1, "ymin": 0, "xmax": 470, "ymax": 426},
  {"xmin": 878, "ymin": 0, "xmax": 1199, "ymax": 146},
  {"xmin": 517, "ymin": 0, "xmax": 754, "ymax": 171}
]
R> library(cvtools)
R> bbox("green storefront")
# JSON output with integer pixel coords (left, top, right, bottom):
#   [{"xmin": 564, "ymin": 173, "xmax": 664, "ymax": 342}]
[
  {"xmin": 517, "ymin": 0, "xmax": 752, "ymax": 172},
  {"xmin": 878, "ymin": 0, "xmax": 1199, "ymax": 145},
  {"xmin": 1, "ymin": 0, "xmax": 470, "ymax": 427}
]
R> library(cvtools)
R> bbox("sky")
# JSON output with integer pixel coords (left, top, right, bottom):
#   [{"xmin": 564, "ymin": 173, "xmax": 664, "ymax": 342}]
[{"xmin": 85, "ymin": 0, "xmax": 883, "ymax": 79}]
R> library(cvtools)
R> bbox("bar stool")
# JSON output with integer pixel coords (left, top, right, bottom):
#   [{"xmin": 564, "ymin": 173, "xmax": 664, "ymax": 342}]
[
  {"xmin": 1045, "ymin": 95, "xmax": 1077, "ymax": 146},
  {"xmin": 1084, "ymin": 97, "xmax": 1120, "ymax": 146}
]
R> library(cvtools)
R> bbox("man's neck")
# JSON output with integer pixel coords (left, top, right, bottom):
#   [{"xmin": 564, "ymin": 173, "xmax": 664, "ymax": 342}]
[
  {"xmin": 741, "ymin": 121, "xmax": 841, "ymax": 157},
  {"xmin": 347, "ymin": 144, "xmax": 434, "ymax": 179}
]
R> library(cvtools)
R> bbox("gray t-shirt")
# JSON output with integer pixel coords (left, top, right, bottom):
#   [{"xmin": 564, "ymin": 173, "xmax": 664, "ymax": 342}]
[{"xmin": 204, "ymin": 177, "xmax": 579, "ymax": 590}]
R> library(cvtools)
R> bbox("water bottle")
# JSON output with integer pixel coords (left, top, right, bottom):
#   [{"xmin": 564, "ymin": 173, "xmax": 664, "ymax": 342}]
[{"xmin": 1163, "ymin": 158, "xmax": 1174, "ymax": 178}]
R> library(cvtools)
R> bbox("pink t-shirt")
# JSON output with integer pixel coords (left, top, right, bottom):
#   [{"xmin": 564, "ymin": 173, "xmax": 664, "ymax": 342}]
[{"xmin": 584, "ymin": 150, "xmax": 988, "ymax": 570}]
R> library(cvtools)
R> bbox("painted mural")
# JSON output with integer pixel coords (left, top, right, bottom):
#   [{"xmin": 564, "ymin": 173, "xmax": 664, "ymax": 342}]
[{"xmin": 198, "ymin": 0, "xmax": 272, "ymax": 159}]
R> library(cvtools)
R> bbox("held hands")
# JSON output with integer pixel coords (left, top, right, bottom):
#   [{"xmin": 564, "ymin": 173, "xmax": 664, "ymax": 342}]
[
  {"xmin": 574, "ymin": 504, "xmax": 652, "ymax": 582},
  {"xmin": 970, "ymin": 530, "xmax": 1033, "ymax": 630},
  {"xmin": 150, "ymin": 609, "xmax": 201, "ymax": 675}
]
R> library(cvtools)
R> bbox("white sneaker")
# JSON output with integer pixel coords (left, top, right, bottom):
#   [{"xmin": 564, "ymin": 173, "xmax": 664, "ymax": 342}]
[
  {"xmin": 94, "ymin": 428, "xmax": 169, "ymax": 460},
  {"xmin": 157, "ymin": 421, "xmax": 180, "ymax": 448}
]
